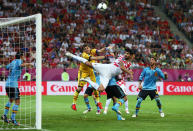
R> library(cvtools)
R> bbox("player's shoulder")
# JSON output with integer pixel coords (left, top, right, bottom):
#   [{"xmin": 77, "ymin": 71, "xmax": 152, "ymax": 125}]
[
  {"xmin": 90, "ymin": 49, "xmax": 97, "ymax": 55},
  {"xmin": 82, "ymin": 52, "xmax": 89, "ymax": 56},
  {"xmin": 155, "ymin": 67, "xmax": 162, "ymax": 72},
  {"xmin": 91, "ymin": 49, "xmax": 96, "ymax": 52},
  {"xmin": 16, "ymin": 59, "xmax": 22, "ymax": 63},
  {"xmin": 143, "ymin": 67, "xmax": 150, "ymax": 70}
]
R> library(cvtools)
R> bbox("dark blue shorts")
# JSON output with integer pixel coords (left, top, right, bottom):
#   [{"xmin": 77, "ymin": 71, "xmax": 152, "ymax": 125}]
[
  {"xmin": 105, "ymin": 85, "xmax": 126, "ymax": 99},
  {"xmin": 138, "ymin": 89, "xmax": 159, "ymax": 100},
  {"xmin": 6, "ymin": 87, "xmax": 20, "ymax": 99},
  {"xmin": 85, "ymin": 87, "xmax": 94, "ymax": 96}
]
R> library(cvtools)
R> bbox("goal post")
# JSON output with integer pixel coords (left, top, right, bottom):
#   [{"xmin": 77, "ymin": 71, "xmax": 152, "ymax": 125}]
[
  {"xmin": 35, "ymin": 13, "xmax": 42, "ymax": 130},
  {"xmin": 0, "ymin": 14, "xmax": 42, "ymax": 129}
]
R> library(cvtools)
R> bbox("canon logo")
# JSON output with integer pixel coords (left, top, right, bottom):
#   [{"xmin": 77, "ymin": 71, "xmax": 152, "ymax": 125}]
[
  {"xmin": 19, "ymin": 86, "xmax": 44, "ymax": 92},
  {"xmin": 0, "ymin": 86, "xmax": 2, "ymax": 92},
  {"xmin": 128, "ymin": 85, "xmax": 160, "ymax": 92},
  {"xmin": 128, "ymin": 85, "xmax": 139, "ymax": 92},
  {"xmin": 50, "ymin": 85, "xmax": 78, "ymax": 92},
  {"xmin": 166, "ymin": 85, "xmax": 193, "ymax": 92}
]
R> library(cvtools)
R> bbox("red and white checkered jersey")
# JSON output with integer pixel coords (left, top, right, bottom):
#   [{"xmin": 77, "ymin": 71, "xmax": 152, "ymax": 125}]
[
  {"xmin": 116, "ymin": 79, "xmax": 126, "ymax": 87},
  {"xmin": 113, "ymin": 55, "xmax": 131, "ymax": 69}
]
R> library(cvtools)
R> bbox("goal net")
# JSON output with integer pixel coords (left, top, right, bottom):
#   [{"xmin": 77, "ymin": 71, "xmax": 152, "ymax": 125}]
[{"xmin": 0, "ymin": 14, "xmax": 42, "ymax": 129}]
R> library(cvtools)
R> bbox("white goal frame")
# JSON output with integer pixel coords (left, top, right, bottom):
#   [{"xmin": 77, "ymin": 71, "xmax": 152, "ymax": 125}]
[{"xmin": 0, "ymin": 14, "xmax": 42, "ymax": 129}]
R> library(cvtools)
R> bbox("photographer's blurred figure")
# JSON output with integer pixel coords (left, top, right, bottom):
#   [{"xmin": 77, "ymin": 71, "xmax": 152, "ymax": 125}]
[
  {"xmin": 61, "ymin": 69, "xmax": 69, "ymax": 81},
  {"xmin": 23, "ymin": 70, "xmax": 31, "ymax": 81}
]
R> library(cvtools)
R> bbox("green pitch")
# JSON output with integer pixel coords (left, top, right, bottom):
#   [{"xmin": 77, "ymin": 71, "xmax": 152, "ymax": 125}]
[{"xmin": 0, "ymin": 95, "xmax": 193, "ymax": 131}]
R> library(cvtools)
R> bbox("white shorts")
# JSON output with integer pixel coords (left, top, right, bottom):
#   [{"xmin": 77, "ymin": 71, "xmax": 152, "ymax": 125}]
[{"xmin": 92, "ymin": 63, "xmax": 122, "ymax": 89}]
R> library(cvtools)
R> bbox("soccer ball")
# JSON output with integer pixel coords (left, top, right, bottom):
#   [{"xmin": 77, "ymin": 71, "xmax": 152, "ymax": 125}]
[{"xmin": 97, "ymin": 2, "xmax": 107, "ymax": 11}]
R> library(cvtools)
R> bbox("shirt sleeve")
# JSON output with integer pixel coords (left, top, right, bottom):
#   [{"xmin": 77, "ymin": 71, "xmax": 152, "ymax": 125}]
[
  {"xmin": 18, "ymin": 60, "xmax": 23, "ymax": 67},
  {"xmin": 139, "ymin": 68, "xmax": 146, "ymax": 81},
  {"xmin": 6, "ymin": 61, "xmax": 13, "ymax": 70},
  {"xmin": 91, "ymin": 49, "xmax": 97, "ymax": 56},
  {"xmin": 157, "ymin": 68, "xmax": 165, "ymax": 79},
  {"xmin": 82, "ymin": 52, "xmax": 90, "ymax": 60}
]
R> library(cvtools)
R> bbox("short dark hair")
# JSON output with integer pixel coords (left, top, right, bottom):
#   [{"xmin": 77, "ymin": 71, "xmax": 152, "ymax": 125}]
[
  {"xmin": 125, "ymin": 48, "xmax": 131, "ymax": 54},
  {"xmin": 82, "ymin": 44, "xmax": 90, "ymax": 49},
  {"xmin": 16, "ymin": 52, "xmax": 23, "ymax": 59}
]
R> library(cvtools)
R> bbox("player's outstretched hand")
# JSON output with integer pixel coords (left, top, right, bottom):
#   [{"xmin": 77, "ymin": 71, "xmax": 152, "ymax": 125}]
[
  {"xmin": 106, "ymin": 45, "xmax": 114, "ymax": 52},
  {"xmin": 164, "ymin": 72, "xmax": 168, "ymax": 80}
]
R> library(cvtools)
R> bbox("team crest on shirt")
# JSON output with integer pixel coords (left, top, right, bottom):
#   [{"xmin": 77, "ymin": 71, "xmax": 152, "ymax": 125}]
[{"xmin": 154, "ymin": 72, "xmax": 158, "ymax": 77}]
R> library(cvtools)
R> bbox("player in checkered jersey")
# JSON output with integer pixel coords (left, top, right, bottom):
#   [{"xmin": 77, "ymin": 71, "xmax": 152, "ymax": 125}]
[
  {"xmin": 65, "ymin": 50, "xmax": 133, "ymax": 92},
  {"xmin": 103, "ymin": 53, "xmax": 135, "ymax": 114}
]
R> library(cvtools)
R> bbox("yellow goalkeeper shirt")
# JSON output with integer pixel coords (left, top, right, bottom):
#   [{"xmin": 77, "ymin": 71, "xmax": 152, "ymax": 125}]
[{"xmin": 79, "ymin": 49, "xmax": 97, "ymax": 73}]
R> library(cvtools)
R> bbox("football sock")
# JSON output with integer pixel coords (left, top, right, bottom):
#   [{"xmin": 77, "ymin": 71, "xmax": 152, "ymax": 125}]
[
  {"xmin": 84, "ymin": 97, "xmax": 91, "ymax": 109},
  {"xmin": 118, "ymin": 99, "xmax": 125, "ymax": 106},
  {"xmin": 94, "ymin": 90, "xmax": 100, "ymax": 103},
  {"xmin": 11, "ymin": 104, "xmax": 19, "ymax": 120},
  {"xmin": 136, "ymin": 97, "xmax": 143, "ymax": 115},
  {"xmin": 125, "ymin": 100, "xmax": 129, "ymax": 111},
  {"xmin": 114, "ymin": 99, "xmax": 125, "ymax": 109},
  {"xmin": 94, "ymin": 99, "xmax": 100, "ymax": 111},
  {"xmin": 4, "ymin": 101, "xmax": 12, "ymax": 116},
  {"xmin": 105, "ymin": 99, "xmax": 111, "ymax": 110},
  {"xmin": 73, "ymin": 90, "xmax": 80, "ymax": 104},
  {"xmin": 155, "ymin": 97, "xmax": 162, "ymax": 112}
]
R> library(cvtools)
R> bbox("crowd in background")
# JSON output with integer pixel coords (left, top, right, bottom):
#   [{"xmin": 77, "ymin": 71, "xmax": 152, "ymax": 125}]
[
  {"xmin": 165, "ymin": 0, "xmax": 193, "ymax": 42},
  {"xmin": 0, "ymin": 0, "xmax": 192, "ymax": 70}
]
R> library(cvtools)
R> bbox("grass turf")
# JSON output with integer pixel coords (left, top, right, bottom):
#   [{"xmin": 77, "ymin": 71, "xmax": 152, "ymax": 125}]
[{"xmin": 0, "ymin": 95, "xmax": 193, "ymax": 131}]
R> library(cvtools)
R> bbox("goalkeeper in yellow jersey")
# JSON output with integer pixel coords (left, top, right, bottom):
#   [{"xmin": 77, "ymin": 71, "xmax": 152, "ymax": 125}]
[{"xmin": 71, "ymin": 44, "xmax": 111, "ymax": 111}]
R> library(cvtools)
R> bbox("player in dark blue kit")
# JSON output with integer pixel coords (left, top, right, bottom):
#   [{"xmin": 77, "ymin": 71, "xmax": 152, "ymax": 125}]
[
  {"xmin": 105, "ymin": 76, "xmax": 128, "ymax": 120},
  {"xmin": 83, "ymin": 71, "xmax": 102, "ymax": 115},
  {"xmin": 1, "ymin": 52, "xmax": 33, "ymax": 126},
  {"xmin": 132, "ymin": 57, "xmax": 168, "ymax": 118}
]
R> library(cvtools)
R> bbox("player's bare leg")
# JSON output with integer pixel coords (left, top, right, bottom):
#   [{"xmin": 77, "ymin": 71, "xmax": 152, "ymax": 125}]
[{"xmin": 65, "ymin": 52, "xmax": 93, "ymax": 68}]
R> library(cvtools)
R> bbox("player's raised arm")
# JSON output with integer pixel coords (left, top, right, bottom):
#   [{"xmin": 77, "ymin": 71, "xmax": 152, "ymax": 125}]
[
  {"xmin": 119, "ymin": 61, "xmax": 133, "ymax": 76},
  {"xmin": 21, "ymin": 63, "xmax": 33, "ymax": 68},
  {"xmin": 89, "ymin": 56, "xmax": 106, "ymax": 61},
  {"xmin": 97, "ymin": 45, "xmax": 114, "ymax": 53}
]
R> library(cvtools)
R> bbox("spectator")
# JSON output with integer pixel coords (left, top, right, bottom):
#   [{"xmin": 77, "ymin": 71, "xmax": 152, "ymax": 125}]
[
  {"xmin": 61, "ymin": 69, "xmax": 69, "ymax": 82},
  {"xmin": 0, "ymin": 71, "xmax": 6, "ymax": 81},
  {"xmin": 0, "ymin": 0, "xmax": 192, "ymax": 70},
  {"xmin": 178, "ymin": 75, "xmax": 184, "ymax": 82},
  {"xmin": 23, "ymin": 70, "xmax": 31, "ymax": 81},
  {"xmin": 183, "ymin": 72, "xmax": 192, "ymax": 82}
]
